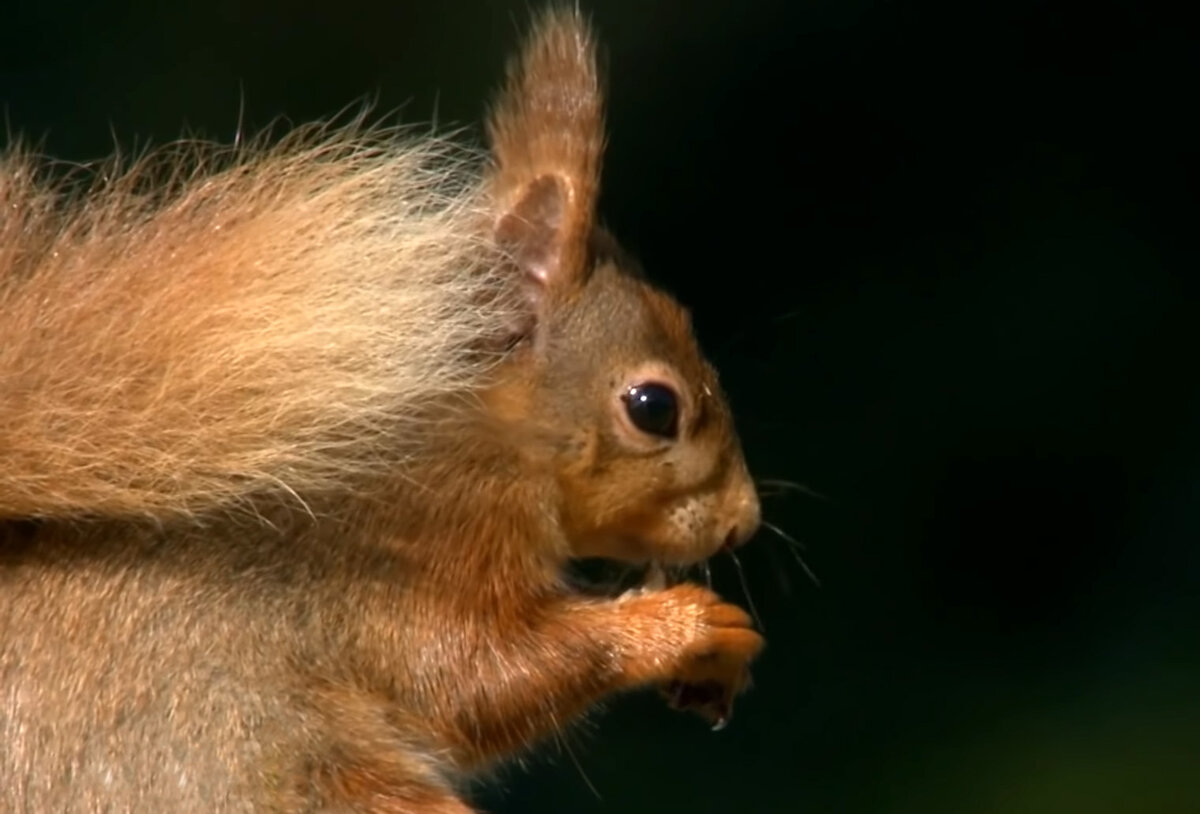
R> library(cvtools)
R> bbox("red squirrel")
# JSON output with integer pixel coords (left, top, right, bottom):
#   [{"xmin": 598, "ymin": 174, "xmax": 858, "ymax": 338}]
[{"xmin": 0, "ymin": 8, "xmax": 763, "ymax": 811}]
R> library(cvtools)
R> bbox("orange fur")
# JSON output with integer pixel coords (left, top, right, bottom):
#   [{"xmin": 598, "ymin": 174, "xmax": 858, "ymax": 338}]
[
  {"xmin": 1, "ymin": 9, "xmax": 763, "ymax": 812},
  {"xmin": 489, "ymin": 7, "xmax": 605, "ymax": 282}
]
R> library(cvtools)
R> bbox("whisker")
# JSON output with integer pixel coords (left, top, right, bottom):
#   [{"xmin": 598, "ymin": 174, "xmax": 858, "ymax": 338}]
[
  {"xmin": 713, "ymin": 307, "xmax": 806, "ymax": 354},
  {"xmin": 762, "ymin": 519, "xmax": 822, "ymax": 588},
  {"xmin": 761, "ymin": 519, "xmax": 805, "ymax": 551},
  {"xmin": 756, "ymin": 478, "xmax": 830, "ymax": 502},
  {"xmin": 703, "ymin": 560, "xmax": 713, "ymax": 590},
  {"xmin": 558, "ymin": 731, "xmax": 602, "ymax": 801},
  {"xmin": 726, "ymin": 549, "xmax": 764, "ymax": 632},
  {"xmin": 762, "ymin": 542, "xmax": 795, "ymax": 595}
]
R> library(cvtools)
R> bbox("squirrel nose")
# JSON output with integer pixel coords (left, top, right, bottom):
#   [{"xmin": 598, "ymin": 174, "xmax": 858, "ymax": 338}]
[{"xmin": 722, "ymin": 480, "xmax": 761, "ymax": 550}]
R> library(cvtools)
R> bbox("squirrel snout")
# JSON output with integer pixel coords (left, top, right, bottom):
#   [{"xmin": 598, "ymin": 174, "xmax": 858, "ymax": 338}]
[{"xmin": 722, "ymin": 481, "xmax": 761, "ymax": 550}]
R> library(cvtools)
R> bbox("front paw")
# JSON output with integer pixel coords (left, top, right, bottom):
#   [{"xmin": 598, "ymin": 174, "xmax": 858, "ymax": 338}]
[{"xmin": 648, "ymin": 584, "xmax": 764, "ymax": 729}]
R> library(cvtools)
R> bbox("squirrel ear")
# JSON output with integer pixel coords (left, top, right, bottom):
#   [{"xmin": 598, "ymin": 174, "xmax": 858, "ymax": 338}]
[{"xmin": 488, "ymin": 8, "xmax": 604, "ymax": 293}]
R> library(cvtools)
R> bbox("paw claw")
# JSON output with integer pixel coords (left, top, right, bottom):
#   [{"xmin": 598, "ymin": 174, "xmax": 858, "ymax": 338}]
[
  {"xmin": 665, "ymin": 597, "xmax": 760, "ymax": 723},
  {"xmin": 635, "ymin": 584, "xmax": 763, "ymax": 727}
]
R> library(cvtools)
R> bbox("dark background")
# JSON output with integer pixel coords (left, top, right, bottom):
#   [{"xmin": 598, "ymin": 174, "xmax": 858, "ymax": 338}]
[{"xmin": 4, "ymin": 1, "xmax": 1196, "ymax": 811}]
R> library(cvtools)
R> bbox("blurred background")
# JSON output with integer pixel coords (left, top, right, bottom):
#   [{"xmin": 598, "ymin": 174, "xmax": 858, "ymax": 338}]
[{"xmin": 4, "ymin": 1, "xmax": 1196, "ymax": 811}]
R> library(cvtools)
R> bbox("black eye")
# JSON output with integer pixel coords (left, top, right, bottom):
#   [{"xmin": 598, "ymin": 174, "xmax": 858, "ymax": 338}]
[{"xmin": 622, "ymin": 382, "xmax": 679, "ymax": 439}]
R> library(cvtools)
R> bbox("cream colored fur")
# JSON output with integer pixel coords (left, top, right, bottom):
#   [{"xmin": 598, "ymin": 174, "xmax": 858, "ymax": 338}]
[{"xmin": 0, "ymin": 122, "xmax": 521, "ymax": 520}]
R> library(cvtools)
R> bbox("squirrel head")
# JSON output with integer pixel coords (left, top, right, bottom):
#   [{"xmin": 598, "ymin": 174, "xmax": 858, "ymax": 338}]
[{"xmin": 480, "ymin": 10, "xmax": 759, "ymax": 566}]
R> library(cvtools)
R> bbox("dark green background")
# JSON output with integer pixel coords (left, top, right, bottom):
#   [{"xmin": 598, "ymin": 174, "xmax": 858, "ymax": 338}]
[{"xmin": 4, "ymin": 1, "xmax": 1196, "ymax": 811}]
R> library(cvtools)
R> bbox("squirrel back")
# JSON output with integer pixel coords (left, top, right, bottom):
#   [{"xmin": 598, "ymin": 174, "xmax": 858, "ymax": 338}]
[
  {"xmin": 1, "ymin": 9, "xmax": 765, "ymax": 812},
  {"xmin": 0, "ymin": 122, "xmax": 520, "ymax": 520}
]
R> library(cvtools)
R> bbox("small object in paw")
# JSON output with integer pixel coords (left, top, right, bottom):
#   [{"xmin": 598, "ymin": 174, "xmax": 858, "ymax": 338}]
[{"xmin": 644, "ymin": 561, "xmax": 668, "ymax": 590}]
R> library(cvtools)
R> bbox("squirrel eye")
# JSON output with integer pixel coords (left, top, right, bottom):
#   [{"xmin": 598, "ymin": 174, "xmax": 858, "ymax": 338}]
[{"xmin": 622, "ymin": 382, "xmax": 679, "ymax": 439}]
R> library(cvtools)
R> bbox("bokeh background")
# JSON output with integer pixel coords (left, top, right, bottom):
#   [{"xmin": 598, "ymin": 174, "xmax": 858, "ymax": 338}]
[{"xmin": 4, "ymin": 1, "xmax": 1196, "ymax": 811}]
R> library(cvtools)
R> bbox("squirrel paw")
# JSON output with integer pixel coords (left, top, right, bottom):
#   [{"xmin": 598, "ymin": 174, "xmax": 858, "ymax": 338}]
[{"xmin": 656, "ymin": 585, "xmax": 764, "ymax": 729}]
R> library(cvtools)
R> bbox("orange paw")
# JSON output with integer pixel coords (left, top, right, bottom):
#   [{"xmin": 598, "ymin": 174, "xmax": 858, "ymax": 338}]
[{"xmin": 633, "ymin": 584, "xmax": 764, "ymax": 729}]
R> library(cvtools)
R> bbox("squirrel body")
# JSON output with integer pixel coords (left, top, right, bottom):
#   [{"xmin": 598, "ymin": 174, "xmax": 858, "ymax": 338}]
[{"xmin": 0, "ymin": 10, "xmax": 763, "ymax": 812}]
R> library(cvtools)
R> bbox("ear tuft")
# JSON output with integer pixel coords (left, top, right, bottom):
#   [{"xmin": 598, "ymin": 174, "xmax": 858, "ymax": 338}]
[{"xmin": 488, "ymin": 7, "xmax": 604, "ymax": 290}]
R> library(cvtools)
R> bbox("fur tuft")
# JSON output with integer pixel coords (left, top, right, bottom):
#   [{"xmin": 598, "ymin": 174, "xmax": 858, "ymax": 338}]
[
  {"xmin": 0, "ymin": 121, "xmax": 523, "ymax": 521},
  {"xmin": 488, "ymin": 7, "xmax": 605, "ymax": 241}
]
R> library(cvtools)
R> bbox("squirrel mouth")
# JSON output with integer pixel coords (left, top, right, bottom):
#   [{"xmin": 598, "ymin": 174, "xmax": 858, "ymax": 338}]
[{"xmin": 562, "ymin": 557, "xmax": 719, "ymax": 599}]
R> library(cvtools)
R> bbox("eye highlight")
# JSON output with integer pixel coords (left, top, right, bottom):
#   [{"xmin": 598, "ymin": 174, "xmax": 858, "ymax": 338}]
[{"xmin": 622, "ymin": 382, "xmax": 679, "ymax": 439}]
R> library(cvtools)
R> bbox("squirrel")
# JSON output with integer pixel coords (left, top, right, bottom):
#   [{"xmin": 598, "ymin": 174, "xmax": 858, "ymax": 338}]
[{"xmin": 0, "ymin": 8, "xmax": 763, "ymax": 812}]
